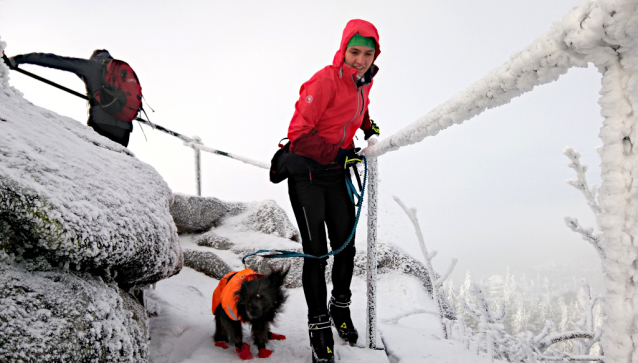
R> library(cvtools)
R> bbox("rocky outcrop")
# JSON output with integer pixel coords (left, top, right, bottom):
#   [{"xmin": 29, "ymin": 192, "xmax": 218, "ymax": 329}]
[
  {"xmin": 194, "ymin": 230, "xmax": 233, "ymax": 250},
  {"xmin": 171, "ymin": 196, "xmax": 300, "ymax": 242},
  {"xmin": 0, "ymin": 37, "xmax": 184, "ymax": 362},
  {"xmin": 0, "ymin": 62, "xmax": 182, "ymax": 287},
  {"xmin": 183, "ymin": 250, "xmax": 231, "ymax": 279},
  {"xmin": 0, "ymin": 259, "xmax": 148, "ymax": 362},
  {"xmin": 235, "ymin": 200, "xmax": 301, "ymax": 242},
  {"xmin": 170, "ymin": 194, "xmax": 245, "ymax": 234}
]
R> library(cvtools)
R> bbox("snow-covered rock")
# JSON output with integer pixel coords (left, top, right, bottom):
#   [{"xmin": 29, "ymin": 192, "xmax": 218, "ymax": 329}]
[
  {"xmin": 0, "ymin": 39, "xmax": 182, "ymax": 287},
  {"xmin": 183, "ymin": 250, "xmax": 232, "ymax": 280},
  {"xmin": 194, "ymin": 230, "xmax": 232, "ymax": 249},
  {"xmin": 0, "ymin": 260, "xmax": 148, "ymax": 362},
  {"xmin": 172, "ymin": 195, "xmax": 301, "ymax": 243},
  {"xmin": 170, "ymin": 194, "xmax": 245, "ymax": 234},
  {"xmin": 234, "ymin": 200, "xmax": 301, "ymax": 241}
]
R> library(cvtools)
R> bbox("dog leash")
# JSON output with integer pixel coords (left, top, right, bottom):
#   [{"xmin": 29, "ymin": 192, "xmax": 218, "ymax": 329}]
[{"xmin": 242, "ymin": 156, "xmax": 368, "ymax": 265}]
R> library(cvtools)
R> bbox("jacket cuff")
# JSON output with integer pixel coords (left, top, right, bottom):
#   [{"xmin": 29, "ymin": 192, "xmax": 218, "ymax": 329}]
[{"xmin": 359, "ymin": 109, "xmax": 371, "ymax": 131}]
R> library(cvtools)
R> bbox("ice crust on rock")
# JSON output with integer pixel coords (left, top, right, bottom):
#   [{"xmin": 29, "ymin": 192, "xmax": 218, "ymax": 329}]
[
  {"xmin": 171, "ymin": 195, "xmax": 301, "ymax": 242},
  {"xmin": 0, "ymin": 261, "xmax": 148, "ymax": 362},
  {"xmin": 170, "ymin": 194, "xmax": 245, "ymax": 234},
  {"xmin": 183, "ymin": 249, "xmax": 232, "ymax": 279},
  {"xmin": 222, "ymin": 200, "xmax": 301, "ymax": 242},
  {"xmin": 194, "ymin": 230, "xmax": 233, "ymax": 249},
  {"xmin": 0, "ymin": 40, "xmax": 182, "ymax": 287}
]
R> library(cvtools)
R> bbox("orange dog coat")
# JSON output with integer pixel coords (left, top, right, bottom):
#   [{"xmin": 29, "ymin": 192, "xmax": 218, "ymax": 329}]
[{"xmin": 212, "ymin": 268, "xmax": 261, "ymax": 321}]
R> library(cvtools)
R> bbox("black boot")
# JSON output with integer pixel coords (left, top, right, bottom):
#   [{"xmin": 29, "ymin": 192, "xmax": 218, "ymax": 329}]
[
  {"xmin": 308, "ymin": 314, "xmax": 335, "ymax": 363},
  {"xmin": 329, "ymin": 295, "xmax": 358, "ymax": 345}
]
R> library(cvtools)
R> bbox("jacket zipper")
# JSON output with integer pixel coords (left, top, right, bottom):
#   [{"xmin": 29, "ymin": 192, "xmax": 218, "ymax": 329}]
[{"xmin": 338, "ymin": 75, "xmax": 361, "ymax": 148}]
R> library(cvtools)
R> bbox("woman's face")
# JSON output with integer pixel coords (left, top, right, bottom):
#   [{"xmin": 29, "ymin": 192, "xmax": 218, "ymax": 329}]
[{"xmin": 344, "ymin": 45, "xmax": 375, "ymax": 78}]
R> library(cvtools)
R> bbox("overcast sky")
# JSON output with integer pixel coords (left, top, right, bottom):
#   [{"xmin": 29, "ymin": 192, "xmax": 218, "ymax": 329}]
[{"xmin": 0, "ymin": 0, "xmax": 605, "ymax": 288}]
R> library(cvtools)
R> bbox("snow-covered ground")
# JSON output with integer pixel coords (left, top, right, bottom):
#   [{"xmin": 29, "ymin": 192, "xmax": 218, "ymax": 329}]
[{"xmin": 147, "ymin": 235, "xmax": 497, "ymax": 363}]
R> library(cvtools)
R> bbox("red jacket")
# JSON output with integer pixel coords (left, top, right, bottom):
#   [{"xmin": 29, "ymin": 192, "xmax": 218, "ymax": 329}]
[
  {"xmin": 287, "ymin": 19, "xmax": 381, "ymax": 165},
  {"xmin": 212, "ymin": 268, "xmax": 261, "ymax": 322}
]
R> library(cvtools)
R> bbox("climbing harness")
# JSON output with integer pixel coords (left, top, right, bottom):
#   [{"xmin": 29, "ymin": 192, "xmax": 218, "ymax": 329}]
[{"xmin": 242, "ymin": 156, "xmax": 368, "ymax": 265}]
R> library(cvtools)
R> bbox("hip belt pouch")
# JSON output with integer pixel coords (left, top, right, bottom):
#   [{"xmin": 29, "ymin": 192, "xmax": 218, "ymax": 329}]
[
  {"xmin": 270, "ymin": 140, "xmax": 291, "ymax": 184},
  {"xmin": 269, "ymin": 139, "xmax": 332, "ymax": 183}
]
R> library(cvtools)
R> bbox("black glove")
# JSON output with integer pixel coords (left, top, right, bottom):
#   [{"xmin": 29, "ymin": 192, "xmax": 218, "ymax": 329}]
[
  {"xmin": 363, "ymin": 120, "xmax": 380, "ymax": 140},
  {"xmin": 335, "ymin": 147, "xmax": 362, "ymax": 169},
  {"xmin": 3, "ymin": 54, "xmax": 21, "ymax": 70}
]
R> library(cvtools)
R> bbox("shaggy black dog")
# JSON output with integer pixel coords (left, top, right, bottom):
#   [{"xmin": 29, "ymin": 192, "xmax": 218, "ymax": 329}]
[{"xmin": 213, "ymin": 266, "xmax": 289, "ymax": 360}]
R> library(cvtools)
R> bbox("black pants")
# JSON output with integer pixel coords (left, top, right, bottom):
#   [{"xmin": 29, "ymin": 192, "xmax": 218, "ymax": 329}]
[{"xmin": 288, "ymin": 169, "xmax": 356, "ymax": 317}]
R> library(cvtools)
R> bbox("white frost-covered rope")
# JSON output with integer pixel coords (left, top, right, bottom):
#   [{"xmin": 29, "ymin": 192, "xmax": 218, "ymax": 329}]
[
  {"xmin": 186, "ymin": 141, "xmax": 269, "ymax": 170},
  {"xmin": 361, "ymin": 5, "xmax": 592, "ymax": 159}
]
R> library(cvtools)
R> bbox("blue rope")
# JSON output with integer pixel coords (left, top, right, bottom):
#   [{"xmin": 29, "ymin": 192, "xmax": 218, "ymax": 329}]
[{"xmin": 242, "ymin": 156, "xmax": 368, "ymax": 265}]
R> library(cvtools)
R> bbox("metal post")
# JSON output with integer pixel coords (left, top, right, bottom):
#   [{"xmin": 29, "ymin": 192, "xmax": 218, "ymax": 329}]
[
  {"xmin": 365, "ymin": 138, "xmax": 379, "ymax": 349},
  {"xmin": 192, "ymin": 136, "xmax": 202, "ymax": 197}
]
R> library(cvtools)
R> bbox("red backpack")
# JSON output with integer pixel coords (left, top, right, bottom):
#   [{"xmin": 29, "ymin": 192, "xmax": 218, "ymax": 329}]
[{"xmin": 93, "ymin": 59, "xmax": 142, "ymax": 122}]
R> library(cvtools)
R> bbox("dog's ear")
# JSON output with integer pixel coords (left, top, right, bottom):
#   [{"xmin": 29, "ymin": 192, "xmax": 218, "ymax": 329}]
[{"xmin": 267, "ymin": 265, "xmax": 290, "ymax": 287}]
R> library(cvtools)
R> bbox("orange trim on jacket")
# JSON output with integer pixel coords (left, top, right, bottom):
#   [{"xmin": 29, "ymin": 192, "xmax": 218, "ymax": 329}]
[{"xmin": 212, "ymin": 268, "xmax": 261, "ymax": 321}]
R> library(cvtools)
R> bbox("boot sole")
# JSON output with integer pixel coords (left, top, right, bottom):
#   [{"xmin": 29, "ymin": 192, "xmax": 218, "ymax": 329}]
[{"xmin": 336, "ymin": 329, "xmax": 359, "ymax": 345}]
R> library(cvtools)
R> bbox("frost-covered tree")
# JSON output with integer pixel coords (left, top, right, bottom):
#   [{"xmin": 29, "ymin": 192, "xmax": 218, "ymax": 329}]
[
  {"xmin": 573, "ymin": 281, "xmax": 604, "ymax": 356},
  {"xmin": 455, "ymin": 280, "xmax": 603, "ymax": 362}
]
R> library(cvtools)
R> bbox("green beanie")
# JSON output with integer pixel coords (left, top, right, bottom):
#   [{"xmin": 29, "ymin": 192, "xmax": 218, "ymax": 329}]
[{"xmin": 347, "ymin": 34, "xmax": 376, "ymax": 50}]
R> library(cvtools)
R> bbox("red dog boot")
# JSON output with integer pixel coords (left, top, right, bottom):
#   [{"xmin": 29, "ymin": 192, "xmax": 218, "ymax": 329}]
[
  {"xmin": 258, "ymin": 348, "xmax": 273, "ymax": 358},
  {"xmin": 215, "ymin": 341, "xmax": 228, "ymax": 349},
  {"xmin": 268, "ymin": 332, "xmax": 286, "ymax": 340},
  {"xmin": 236, "ymin": 342, "xmax": 253, "ymax": 360}
]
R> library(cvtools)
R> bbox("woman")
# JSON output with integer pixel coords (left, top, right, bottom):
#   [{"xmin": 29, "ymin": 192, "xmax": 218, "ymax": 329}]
[{"xmin": 286, "ymin": 19, "xmax": 381, "ymax": 363}]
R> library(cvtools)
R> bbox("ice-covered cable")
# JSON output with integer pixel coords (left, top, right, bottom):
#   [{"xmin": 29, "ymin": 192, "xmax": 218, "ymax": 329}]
[
  {"xmin": 186, "ymin": 141, "xmax": 269, "ymax": 170},
  {"xmin": 360, "ymin": 4, "xmax": 599, "ymax": 159}
]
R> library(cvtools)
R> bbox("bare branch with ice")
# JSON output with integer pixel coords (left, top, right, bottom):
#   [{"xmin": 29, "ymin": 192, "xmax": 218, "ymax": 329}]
[
  {"xmin": 393, "ymin": 195, "xmax": 457, "ymax": 338},
  {"xmin": 564, "ymin": 217, "xmax": 605, "ymax": 259},
  {"xmin": 563, "ymin": 148, "xmax": 601, "ymax": 214}
]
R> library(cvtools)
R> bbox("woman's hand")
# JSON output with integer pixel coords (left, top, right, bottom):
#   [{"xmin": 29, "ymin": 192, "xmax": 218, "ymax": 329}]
[
  {"xmin": 335, "ymin": 148, "xmax": 362, "ymax": 168},
  {"xmin": 364, "ymin": 120, "xmax": 380, "ymax": 140}
]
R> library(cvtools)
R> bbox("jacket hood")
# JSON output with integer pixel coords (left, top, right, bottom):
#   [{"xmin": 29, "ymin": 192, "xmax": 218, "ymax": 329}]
[{"xmin": 332, "ymin": 19, "xmax": 381, "ymax": 68}]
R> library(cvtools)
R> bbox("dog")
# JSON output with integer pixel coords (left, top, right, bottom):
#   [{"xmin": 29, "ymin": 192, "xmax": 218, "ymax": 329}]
[{"xmin": 212, "ymin": 266, "xmax": 289, "ymax": 360}]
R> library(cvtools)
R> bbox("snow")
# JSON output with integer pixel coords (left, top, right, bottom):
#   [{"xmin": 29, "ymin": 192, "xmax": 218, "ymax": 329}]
[
  {"xmin": 0, "ymin": 261, "xmax": 148, "ymax": 362},
  {"xmin": 148, "ymin": 236, "xmax": 498, "ymax": 363}
]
